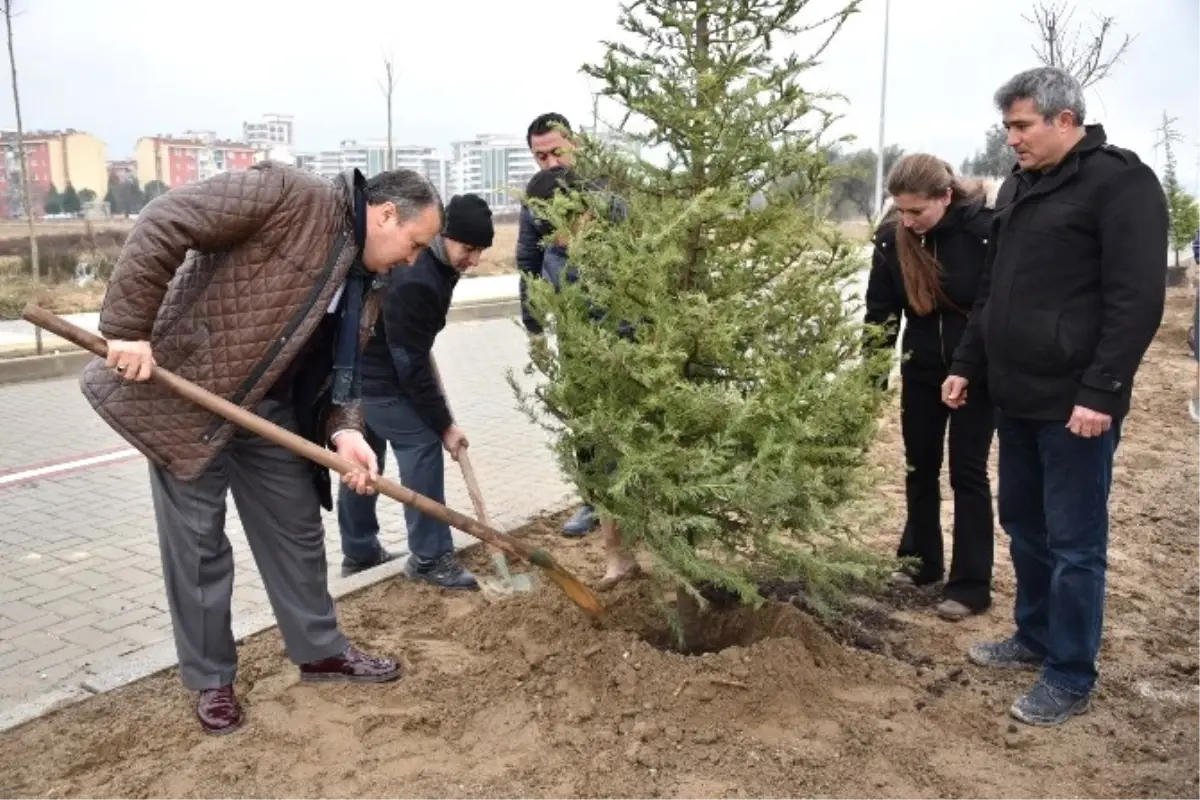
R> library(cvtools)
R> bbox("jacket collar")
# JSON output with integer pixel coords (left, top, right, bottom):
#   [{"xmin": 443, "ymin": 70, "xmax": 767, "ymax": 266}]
[
  {"xmin": 424, "ymin": 235, "xmax": 461, "ymax": 284},
  {"xmin": 1009, "ymin": 124, "xmax": 1106, "ymax": 197},
  {"xmin": 333, "ymin": 168, "xmax": 367, "ymax": 233}
]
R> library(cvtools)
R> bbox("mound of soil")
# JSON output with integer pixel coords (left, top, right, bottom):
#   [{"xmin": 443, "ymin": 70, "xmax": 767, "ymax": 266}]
[{"xmin": 0, "ymin": 291, "xmax": 1197, "ymax": 799}]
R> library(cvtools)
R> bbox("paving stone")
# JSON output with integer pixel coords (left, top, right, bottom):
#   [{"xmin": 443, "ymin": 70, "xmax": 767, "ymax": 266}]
[
  {"xmin": 0, "ymin": 600, "xmax": 46, "ymax": 625},
  {"xmin": 0, "ymin": 613, "xmax": 63, "ymax": 640},
  {"xmin": 76, "ymin": 640, "xmax": 144, "ymax": 670},
  {"xmin": 92, "ymin": 606, "xmax": 160, "ymax": 633},
  {"xmin": 39, "ymin": 596, "xmax": 93, "ymax": 619},
  {"xmin": 6, "ymin": 631, "xmax": 69, "ymax": 657},
  {"xmin": 112, "ymin": 623, "xmax": 167, "ymax": 648},
  {"xmin": 23, "ymin": 644, "xmax": 89, "ymax": 676},
  {"xmin": 45, "ymin": 611, "xmax": 109, "ymax": 637},
  {"xmin": 59, "ymin": 625, "xmax": 124, "ymax": 652}
]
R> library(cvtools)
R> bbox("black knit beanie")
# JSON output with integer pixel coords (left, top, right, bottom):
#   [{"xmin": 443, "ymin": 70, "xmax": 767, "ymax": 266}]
[{"xmin": 443, "ymin": 193, "xmax": 494, "ymax": 248}]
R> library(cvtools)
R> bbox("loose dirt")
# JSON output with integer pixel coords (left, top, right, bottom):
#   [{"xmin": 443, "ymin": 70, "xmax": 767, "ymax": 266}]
[{"xmin": 0, "ymin": 290, "xmax": 1196, "ymax": 799}]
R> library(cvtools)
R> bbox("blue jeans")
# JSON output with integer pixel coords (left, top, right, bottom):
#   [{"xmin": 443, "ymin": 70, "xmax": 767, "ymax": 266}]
[
  {"xmin": 997, "ymin": 413, "xmax": 1121, "ymax": 696},
  {"xmin": 336, "ymin": 396, "xmax": 452, "ymax": 564}
]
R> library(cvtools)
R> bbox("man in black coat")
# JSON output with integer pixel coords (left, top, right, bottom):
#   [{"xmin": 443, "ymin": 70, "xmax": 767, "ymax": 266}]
[
  {"xmin": 336, "ymin": 194, "xmax": 495, "ymax": 590},
  {"xmin": 516, "ymin": 112, "xmax": 601, "ymax": 539},
  {"xmin": 944, "ymin": 66, "xmax": 1168, "ymax": 726}
]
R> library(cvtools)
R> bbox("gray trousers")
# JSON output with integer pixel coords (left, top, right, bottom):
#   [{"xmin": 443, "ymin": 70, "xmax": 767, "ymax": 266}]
[{"xmin": 148, "ymin": 398, "xmax": 348, "ymax": 690}]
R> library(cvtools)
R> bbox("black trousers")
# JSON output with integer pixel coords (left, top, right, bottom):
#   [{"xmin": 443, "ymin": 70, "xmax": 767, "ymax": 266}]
[{"xmin": 898, "ymin": 376, "xmax": 996, "ymax": 610}]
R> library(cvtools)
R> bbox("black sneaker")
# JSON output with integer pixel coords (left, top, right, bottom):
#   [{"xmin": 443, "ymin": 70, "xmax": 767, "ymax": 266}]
[
  {"xmin": 341, "ymin": 548, "xmax": 398, "ymax": 578},
  {"xmin": 404, "ymin": 552, "xmax": 479, "ymax": 591},
  {"xmin": 1010, "ymin": 680, "xmax": 1091, "ymax": 726},
  {"xmin": 968, "ymin": 636, "xmax": 1043, "ymax": 670}
]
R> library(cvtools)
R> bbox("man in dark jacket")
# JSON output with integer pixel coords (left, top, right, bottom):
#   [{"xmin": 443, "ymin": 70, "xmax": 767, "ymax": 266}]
[
  {"xmin": 944, "ymin": 66, "xmax": 1168, "ymax": 726},
  {"xmin": 517, "ymin": 111, "xmax": 599, "ymax": 538},
  {"xmin": 337, "ymin": 194, "xmax": 495, "ymax": 590}
]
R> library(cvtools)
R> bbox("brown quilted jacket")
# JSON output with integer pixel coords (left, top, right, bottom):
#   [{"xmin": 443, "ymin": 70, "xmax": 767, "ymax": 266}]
[{"xmin": 80, "ymin": 163, "xmax": 384, "ymax": 481}]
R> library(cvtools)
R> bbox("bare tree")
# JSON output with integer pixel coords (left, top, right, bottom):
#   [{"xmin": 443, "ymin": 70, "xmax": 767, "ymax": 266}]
[
  {"xmin": 379, "ymin": 55, "xmax": 395, "ymax": 172},
  {"xmin": 1022, "ymin": 1, "xmax": 1135, "ymax": 89},
  {"xmin": 3, "ymin": 0, "xmax": 39, "ymax": 350}
]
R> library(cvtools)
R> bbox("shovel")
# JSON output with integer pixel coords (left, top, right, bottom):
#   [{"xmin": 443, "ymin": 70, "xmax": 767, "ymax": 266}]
[
  {"xmin": 429, "ymin": 354, "xmax": 534, "ymax": 598},
  {"xmin": 22, "ymin": 303, "xmax": 603, "ymax": 619}
]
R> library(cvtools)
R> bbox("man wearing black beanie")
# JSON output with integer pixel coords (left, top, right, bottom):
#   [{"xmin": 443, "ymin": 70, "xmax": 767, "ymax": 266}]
[{"xmin": 337, "ymin": 193, "xmax": 495, "ymax": 589}]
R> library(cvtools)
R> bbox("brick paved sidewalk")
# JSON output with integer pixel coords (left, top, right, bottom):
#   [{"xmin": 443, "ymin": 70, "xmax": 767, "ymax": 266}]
[{"xmin": 0, "ymin": 317, "xmax": 575, "ymax": 715}]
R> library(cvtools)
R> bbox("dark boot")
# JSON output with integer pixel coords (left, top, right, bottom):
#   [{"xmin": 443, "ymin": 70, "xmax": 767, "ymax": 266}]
[{"xmin": 341, "ymin": 547, "xmax": 398, "ymax": 578}]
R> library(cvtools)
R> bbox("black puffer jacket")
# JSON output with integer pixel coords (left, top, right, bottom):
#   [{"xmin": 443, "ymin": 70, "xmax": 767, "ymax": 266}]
[{"xmin": 865, "ymin": 196, "xmax": 993, "ymax": 387}]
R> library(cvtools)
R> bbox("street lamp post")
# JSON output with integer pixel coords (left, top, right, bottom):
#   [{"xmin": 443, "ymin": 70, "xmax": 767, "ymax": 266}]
[{"xmin": 872, "ymin": 0, "xmax": 891, "ymax": 221}]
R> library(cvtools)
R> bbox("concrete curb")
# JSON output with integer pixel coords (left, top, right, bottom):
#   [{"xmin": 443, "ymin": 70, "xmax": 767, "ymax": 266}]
[
  {"xmin": 0, "ymin": 297, "xmax": 522, "ymax": 387},
  {"xmin": 0, "ymin": 686, "xmax": 96, "ymax": 734},
  {"xmin": 0, "ymin": 350, "xmax": 94, "ymax": 385},
  {"xmin": 447, "ymin": 298, "xmax": 520, "ymax": 325},
  {"xmin": 0, "ymin": 497, "xmax": 575, "ymax": 734}
]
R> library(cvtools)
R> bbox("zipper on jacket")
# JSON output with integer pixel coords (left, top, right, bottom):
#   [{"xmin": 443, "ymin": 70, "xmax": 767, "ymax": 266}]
[
  {"xmin": 200, "ymin": 231, "xmax": 353, "ymax": 442},
  {"xmin": 938, "ymin": 312, "xmax": 948, "ymax": 367},
  {"xmin": 931, "ymin": 238, "xmax": 948, "ymax": 367}
]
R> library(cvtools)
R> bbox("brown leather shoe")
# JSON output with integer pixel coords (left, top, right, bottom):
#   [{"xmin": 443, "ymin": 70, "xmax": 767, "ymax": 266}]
[
  {"xmin": 299, "ymin": 645, "xmax": 401, "ymax": 684},
  {"xmin": 196, "ymin": 685, "xmax": 243, "ymax": 735}
]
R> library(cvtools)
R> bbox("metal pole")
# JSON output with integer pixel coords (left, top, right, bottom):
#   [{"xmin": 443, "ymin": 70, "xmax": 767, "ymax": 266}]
[{"xmin": 872, "ymin": 0, "xmax": 891, "ymax": 220}]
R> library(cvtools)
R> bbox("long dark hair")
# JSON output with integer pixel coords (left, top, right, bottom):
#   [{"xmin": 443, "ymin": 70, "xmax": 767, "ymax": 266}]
[{"xmin": 884, "ymin": 154, "xmax": 984, "ymax": 316}]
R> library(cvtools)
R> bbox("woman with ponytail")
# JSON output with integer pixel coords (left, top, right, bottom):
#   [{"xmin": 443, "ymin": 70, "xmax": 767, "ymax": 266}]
[{"xmin": 865, "ymin": 154, "xmax": 996, "ymax": 621}]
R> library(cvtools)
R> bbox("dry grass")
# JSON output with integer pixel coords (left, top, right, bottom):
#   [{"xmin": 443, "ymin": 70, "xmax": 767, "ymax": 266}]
[
  {"xmin": 837, "ymin": 218, "xmax": 870, "ymax": 242},
  {"xmin": 0, "ymin": 274, "xmax": 107, "ymax": 321},
  {"xmin": 0, "ymin": 215, "xmax": 867, "ymax": 320},
  {"xmin": 472, "ymin": 222, "xmax": 517, "ymax": 277}
]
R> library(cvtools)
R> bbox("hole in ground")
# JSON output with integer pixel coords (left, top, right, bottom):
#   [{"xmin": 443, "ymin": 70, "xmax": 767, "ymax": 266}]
[
  {"xmin": 638, "ymin": 582, "xmax": 832, "ymax": 656},
  {"xmin": 634, "ymin": 579, "xmax": 925, "ymax": 664}
]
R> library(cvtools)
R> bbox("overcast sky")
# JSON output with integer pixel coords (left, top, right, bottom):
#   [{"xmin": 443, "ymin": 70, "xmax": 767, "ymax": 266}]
[{"xmin": 5, "ymin": 0, "xmax": 1197, "ymax": 190}]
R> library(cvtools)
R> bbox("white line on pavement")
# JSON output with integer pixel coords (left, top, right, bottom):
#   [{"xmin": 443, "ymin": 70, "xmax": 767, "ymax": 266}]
[{"xmin": 0, "ymin": 448, "xmax": 139, "ymax": 487}]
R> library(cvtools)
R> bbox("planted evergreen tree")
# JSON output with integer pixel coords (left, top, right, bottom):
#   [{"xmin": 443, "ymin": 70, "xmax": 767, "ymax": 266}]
[{"xmin": 513, "ymin": 0, "xmax": 892, "ymax": 624}]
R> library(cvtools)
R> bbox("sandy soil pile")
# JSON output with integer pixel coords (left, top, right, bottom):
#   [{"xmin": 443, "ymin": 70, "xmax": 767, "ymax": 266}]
[{"xmin": 1, "ymin": 291, "xmax": 1196, "ymax": 799}]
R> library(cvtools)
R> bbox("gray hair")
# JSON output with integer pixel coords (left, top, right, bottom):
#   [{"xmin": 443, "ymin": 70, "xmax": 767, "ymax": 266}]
[
  {"xmin": 364, "ymin": 168, "xmax": 442, "ymax": 222},
  {"xmin": 994, "ymin": 66, "xmax": 1086, "ymax": 125}
]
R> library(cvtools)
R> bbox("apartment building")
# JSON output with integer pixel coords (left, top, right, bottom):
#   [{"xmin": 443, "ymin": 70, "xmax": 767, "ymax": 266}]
[
  {"xmin": 581, "ymin": 125, "xmax": 643, "ymax": 158},
  {"xmin": 106, "ymin": 158, "xmax": 137, "ymax": 183},
  {"xmin": 300, "ymin": 140, "xmax": 447, "ymax": 197},
  {"xmin": 0, "ymin": 129, "xmax": 108, "ymax": 217},
  {"xmin": 135, "ymin": 132, "xmax": 255, "ymax": 188},
  {"xmin": 242, "ymin": 113, "xmax": 294, "ymax": 150},
  {"xmin": 449, "ymin": 134, "xmax": 536, "ymax": 213}
]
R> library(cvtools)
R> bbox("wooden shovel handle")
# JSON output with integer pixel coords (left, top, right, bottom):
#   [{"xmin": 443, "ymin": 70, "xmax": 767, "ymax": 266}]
[
  {"xmin": 429, "ymin": 354, "xmax": 493, "ymax": 528},
  {"xmin": 456, "ymin": 450, "xmax": 491, "ymax": 527},
  {"xmin": 20, "ymin": 304, "xmax": 553, "ymax": 573}
]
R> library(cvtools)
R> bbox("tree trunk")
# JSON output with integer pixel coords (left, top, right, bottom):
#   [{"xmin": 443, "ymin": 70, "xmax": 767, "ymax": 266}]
[
  {"xmin": 4, "ymin": 1, "xmax": 40, "ymax": 353},
  {"xmin": 676, "ymin": 589, "xmax": 703, "ymax": 653},
  {"xmin": 382, "ymin": 57, "xmax": 395, "ymax": 173},
  {"xmin": 681, "ymin": 5, "xmax": 711, "ymax": 294},
  {"xmin": 1166, "ymin": 264, "xmax": 1188, "ymax": 288}
]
